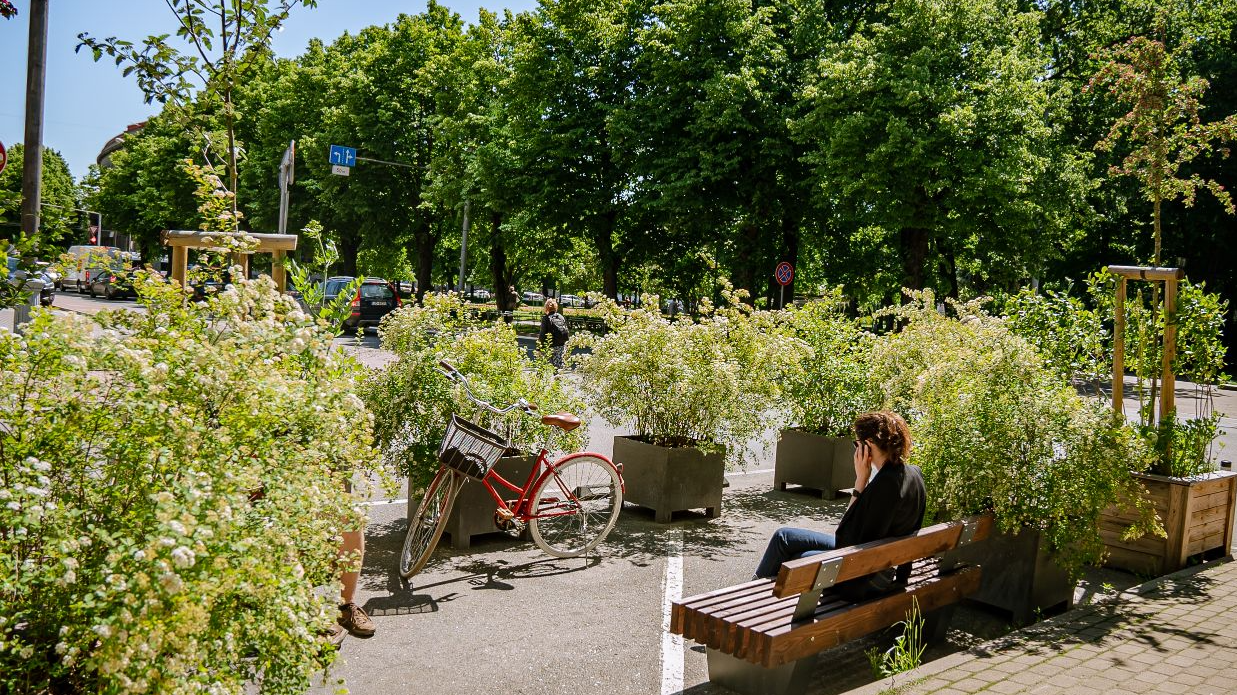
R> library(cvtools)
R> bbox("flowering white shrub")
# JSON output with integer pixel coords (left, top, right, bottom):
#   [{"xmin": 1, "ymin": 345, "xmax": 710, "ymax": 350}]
[
  {"xmin": 0, "ymin": 273, "xmax": 383, "ymax": 694},
  {"xmin": 573, "ymin": 285, "xmax": 808, "ymax": 466},
  {"xmin": 869, "ymin": 290, "xmax": 1159, "ymax": 575}
]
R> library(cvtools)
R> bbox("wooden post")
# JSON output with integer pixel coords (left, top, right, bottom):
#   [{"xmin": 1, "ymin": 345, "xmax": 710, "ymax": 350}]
[
  {"xmin": 171, "ymin": 246, "xmax": 189, "ymax": 287},
  {"xmin": 1113, "ymin": 278, "xmax": 1126, "ymax": 416},
  {"xmin": 230, "ymin": 252, "xmax": 250, "ymax": 280},
  {"xmin": 272, "ymin": 250, "xmax": 287, "ymax": 293},
  {"xmin": 1160, "ymin": 277, "xmax": 1178, "ymax": 420}
]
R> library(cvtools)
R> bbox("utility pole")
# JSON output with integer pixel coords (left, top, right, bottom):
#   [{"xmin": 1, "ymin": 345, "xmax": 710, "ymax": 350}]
[
  {"xmin": 457, "ymin": 199, "xmax": 470, "ymax": 294},
  {"xmin": 20, "ymin": 0, "xmax": 49, "ymax": 238}
]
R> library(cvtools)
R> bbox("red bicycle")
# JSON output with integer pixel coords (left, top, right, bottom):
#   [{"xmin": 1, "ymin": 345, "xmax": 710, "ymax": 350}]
[{"xmin": 398, "ymin": 361, "xmax": 625, "ymax": 579}]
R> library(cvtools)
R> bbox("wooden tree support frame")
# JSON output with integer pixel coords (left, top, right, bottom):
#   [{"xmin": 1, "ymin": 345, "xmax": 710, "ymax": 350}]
[
  {"xmin": 1107, "ymin": 265, "xmax": 1183, "ymax": 423},
  {"xmin": 162, "ymin": 230, "xmax": 298, "ymax": 292}
]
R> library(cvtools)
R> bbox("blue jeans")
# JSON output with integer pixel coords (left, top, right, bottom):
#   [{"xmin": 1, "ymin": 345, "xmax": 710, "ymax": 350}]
[{"xmin": 754, "ymin": 527, "xmax": 837, "ymax": 579}]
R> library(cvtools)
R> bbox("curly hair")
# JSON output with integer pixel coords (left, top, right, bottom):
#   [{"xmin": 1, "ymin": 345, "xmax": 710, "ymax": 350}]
[{"xmin": 853, "ymin": 411, "xmax": 912, "ymax": 465}]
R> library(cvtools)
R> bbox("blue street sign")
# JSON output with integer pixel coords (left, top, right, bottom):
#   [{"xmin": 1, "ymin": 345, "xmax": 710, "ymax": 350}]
[{"xmin": 328, "ymin": 145, "xmax": 357, "ymax": 167}]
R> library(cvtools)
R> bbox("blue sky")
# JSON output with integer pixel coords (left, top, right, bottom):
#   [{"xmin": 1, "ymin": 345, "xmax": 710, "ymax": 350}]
[{"xmin": 1, "ymin": 0, "xmax": 536, "ymax": 181}]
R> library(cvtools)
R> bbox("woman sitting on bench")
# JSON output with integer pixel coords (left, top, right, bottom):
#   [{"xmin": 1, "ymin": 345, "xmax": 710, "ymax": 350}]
[{"xmin": 755, "ymin": 411, "xmax": 926, "ymax": 598}]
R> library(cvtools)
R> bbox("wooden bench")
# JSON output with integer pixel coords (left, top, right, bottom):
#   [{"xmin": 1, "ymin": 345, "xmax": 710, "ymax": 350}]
[
  {"xmin": 565, "ymin": 315, "xmax": 607, "ymax": 334},
  {"xmin": 671, "ymin": 515, "xmax": 993, "ymax": 695}
]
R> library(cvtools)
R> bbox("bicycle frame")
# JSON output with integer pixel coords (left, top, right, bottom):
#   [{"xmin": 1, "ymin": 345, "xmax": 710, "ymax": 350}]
[{"xmin": 477, "ymin": 448, "xmax": 622, "ymax": 523}]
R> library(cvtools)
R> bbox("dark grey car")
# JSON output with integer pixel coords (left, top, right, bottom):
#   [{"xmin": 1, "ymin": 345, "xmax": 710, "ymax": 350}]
[{"xmin": 343, "ymin": 278, "xmax": 402, "ymax": 333}]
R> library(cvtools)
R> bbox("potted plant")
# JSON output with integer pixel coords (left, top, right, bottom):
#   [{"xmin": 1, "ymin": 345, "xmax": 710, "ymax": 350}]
[
  {"xmin": 775, "ymin": 289, "xmax": 879, "ymax": 498},
  {"xmin": 1095, "ymin": 278, "xmax": 1237, "ymax": 575},
  {"xmin": 872, "ymin": 291, "xmax": 1156, "ymax": 625},
  {"xmin": 573, "ymin": 285, "xmax": 806, "ymax": 522},
  {"xmin": 363, "ymin": 293, "xmax": 587, "ymax": 547}
]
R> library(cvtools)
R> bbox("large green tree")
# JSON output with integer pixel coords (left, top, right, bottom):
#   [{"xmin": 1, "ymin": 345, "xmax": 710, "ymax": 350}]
[
  {"xmin": 0, "ymin": 144, "xmax": 80, "ymax": 253},
  {"xmin": 796, "ymin": 0, "xmax": 1092, "ymax": 300}
]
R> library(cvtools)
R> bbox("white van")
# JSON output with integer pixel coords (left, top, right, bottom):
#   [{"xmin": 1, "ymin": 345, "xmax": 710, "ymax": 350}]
[{"xmin": 64, "ymin": 245, "xmax": 121, "ymax": 293}]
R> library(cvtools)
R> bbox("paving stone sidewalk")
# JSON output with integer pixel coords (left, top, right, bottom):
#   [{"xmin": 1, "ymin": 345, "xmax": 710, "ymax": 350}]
[{"xmin": 850, "ymin": 558, "xmax": 1237, "ymax": 695}]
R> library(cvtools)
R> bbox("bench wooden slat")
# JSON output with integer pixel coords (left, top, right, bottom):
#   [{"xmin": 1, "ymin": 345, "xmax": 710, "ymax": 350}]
[
  {"xmin": 687, "ymin": 578, "xmax": 771, "ymax": 638},
  {"xmin": 758, "ymin": 566, "xmax": 982, "ymax": 668},
  {"xmin": 773, "ymin": 515, "xmax": 992, "ymax": 598},
  {"xmin": 728, "ymin": 561, "xmax": 941, "ymax": 662},
  {"xmin": 673, "ymin": 580, "xmax": 770, "ymax": 635}
]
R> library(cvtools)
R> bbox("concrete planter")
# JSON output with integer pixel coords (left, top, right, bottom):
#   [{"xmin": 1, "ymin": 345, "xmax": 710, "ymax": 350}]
[
  {"xmin": 1100, "ymin": 470, "xmax": 1237, "ymax": 576},
  {"xmin": 940, "ymin": 525, "xmax": 1074, "ymax": 626},
  {"xmin": 612, "ymin": 435, "xmax": 724, "ymax": 523},
  {"xmin": 406, "ymin": 455, "xmax": 538, "ymax": 550},
  {"xmin": 773, "ymin": 429, "xmax": 854, "ymax": 499}
]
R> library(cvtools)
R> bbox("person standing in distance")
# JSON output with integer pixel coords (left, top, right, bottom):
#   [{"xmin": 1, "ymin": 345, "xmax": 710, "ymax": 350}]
[{"xmin": 538, "ymin": 298, "xmax": 571, "ymax": 368}]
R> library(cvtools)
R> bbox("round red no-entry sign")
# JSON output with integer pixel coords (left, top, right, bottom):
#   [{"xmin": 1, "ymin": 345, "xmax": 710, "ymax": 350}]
[
  {"xmin": 0, "ymin": 141, "xmax": 7, "ymax": 176},
  {"xmin": 775, "ymin": 261, "xmax": 794, "ymax": 286}
]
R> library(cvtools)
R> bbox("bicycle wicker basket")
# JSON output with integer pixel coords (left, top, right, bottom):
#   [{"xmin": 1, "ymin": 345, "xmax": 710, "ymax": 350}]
[{"xmin": 438, "ymin": 414, "xmax": 509, "ymax": 480}]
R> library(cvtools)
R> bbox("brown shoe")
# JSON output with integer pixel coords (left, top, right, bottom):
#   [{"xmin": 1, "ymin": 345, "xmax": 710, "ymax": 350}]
[
  {"xmin": 338, "ymin": 602, "xmax": 375, "ymax": 637},
  {"xmin": 322, "ymin": 622, "xmax": 346, "ymax": 647}
]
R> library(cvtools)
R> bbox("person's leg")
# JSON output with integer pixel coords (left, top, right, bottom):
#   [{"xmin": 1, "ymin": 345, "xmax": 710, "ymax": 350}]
[
  {"xmin": 754, "ymin": 528, "xmax": 837, "ymax": 579},
  {"xmin": 338, "ymin": 529, "xmax": 375, "ymax": 636}
]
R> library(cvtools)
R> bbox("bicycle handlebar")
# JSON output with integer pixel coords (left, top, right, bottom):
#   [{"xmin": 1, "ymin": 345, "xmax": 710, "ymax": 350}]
[{"xmin": 437, "ymin": 360, "xmax": 539, "ymax": 417}]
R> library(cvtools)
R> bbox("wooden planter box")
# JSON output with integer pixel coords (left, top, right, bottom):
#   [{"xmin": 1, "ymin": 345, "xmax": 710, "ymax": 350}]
[
  {"xmin": 1100, "ymin": 470, "xmax": 1237, "ymax": 576},
  {"xmin": 406, "ymin": 455, "xmax": 538, "ymax": 550},
  {"xmin": 940, "ymin": 524, "xmax": 1074, "ymax": 626},
  {"xmin": 613, "ymin": 435, "xmax": 724, "ymax": 523},
  {"xmin": 773, "ymin": 429, "xmax": 854, "ymax": 499}
]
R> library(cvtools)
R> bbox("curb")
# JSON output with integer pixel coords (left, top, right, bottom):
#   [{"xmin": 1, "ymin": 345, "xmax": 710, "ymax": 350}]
[{"xmin": 841, "ymin": 556, "xmax": 1232, "ymax": 695}]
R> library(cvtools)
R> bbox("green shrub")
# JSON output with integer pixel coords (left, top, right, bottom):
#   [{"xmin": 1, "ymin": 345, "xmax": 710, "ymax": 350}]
[
  {"xmin": 573, "ymin": 284, "xmax": 807, "ymax": 466},
  {"xmin": 872, "ymin": 290, "xmax": 1160, "ymax": 576},
  {"xmin": 0, "ymin": 273, "xmax": 384, "ymax": 693},
  {"xmin": 363, "ymin": 292, "xmax": 586, "ymax": 489},
  {"xmin": 782, "ymin": 289, "xmax": 879, "ymax": 437}
]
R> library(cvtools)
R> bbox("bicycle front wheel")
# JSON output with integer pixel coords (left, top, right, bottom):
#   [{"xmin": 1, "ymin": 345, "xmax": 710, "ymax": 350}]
[
  {"xmin": 529, "ymin": 454, "xmax": 623, "ymax": 558},
  {"xmin": 399, "ymin": 469, "xmax": 460, "ymax": 579}
]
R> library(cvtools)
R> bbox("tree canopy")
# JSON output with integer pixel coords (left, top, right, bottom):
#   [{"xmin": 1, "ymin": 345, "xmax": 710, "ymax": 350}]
[{"xmin": 82, "ymin": 0, "xmax": 1236, "ymax": 333}]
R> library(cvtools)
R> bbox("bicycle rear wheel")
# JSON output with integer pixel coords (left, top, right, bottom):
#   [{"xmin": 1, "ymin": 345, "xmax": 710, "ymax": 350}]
[
  {"xmin": 399, "ymin": 469, "xmax": 460, "ymax": 579},
  {"xmin": 529, "ymin": 454, "xmax": 622, "ymax": 558}
]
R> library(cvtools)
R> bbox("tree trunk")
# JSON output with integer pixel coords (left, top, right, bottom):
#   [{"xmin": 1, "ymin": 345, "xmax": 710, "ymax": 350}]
[
  {"xmin": 412, "ymin": 227, "xmax": 435, "ymax": 305},
  {"xmin": 733, "ymin": 221, "xmax": 760, "ymax": 301},
  {"xmin": 594, "ymin": 210, "xmax": 621, "ymax": 299},
  {"xmin": 769, "ymin": 216, "xmax": 799, "ymax": 309},
  {"xmin": 339, "ymin": 231, "xmax": 360, "ymax": 278},
  {"xmin": 225, "ymin": 88, "xmax": 239, "ymax": 224},
  {"xmin": 489, "ymin": 213, "xmax": 517, "ymax": 312},
  {"xmin": 899, "ymin": 226, "xmax": 930, "ymax": 298}
]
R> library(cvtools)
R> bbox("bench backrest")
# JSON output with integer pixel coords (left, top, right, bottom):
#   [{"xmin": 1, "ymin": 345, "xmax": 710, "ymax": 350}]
[{"xmin": 772, "ymin": 514, "xmax": 993, "ymax": 599}]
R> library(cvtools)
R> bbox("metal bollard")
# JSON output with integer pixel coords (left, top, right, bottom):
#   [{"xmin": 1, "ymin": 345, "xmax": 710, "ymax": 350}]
[{"xmin": 12, "ymin": 279, "xmax": 44, "ymax": 335}]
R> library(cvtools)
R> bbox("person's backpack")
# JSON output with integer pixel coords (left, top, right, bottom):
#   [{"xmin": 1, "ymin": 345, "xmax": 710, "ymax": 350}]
[{"xmin": 548, "ymin": 312, "xmax": 570, "ymax": 342}]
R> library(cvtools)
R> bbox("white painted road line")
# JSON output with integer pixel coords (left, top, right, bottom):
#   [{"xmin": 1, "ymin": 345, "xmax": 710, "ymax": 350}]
[
  {"xmin": 362, "ymin": 498, "xmax": 407, "ymax": 506},
  {"xmin": 728, "ymin": 467, "xmax": 774, "ymax": 477},
  {"xmin": 660, "ymin": 528, "xmax": 684, "ymax": 695}
]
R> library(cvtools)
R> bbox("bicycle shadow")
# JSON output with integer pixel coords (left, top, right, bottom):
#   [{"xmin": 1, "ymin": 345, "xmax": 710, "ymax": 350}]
[{"xmin": 360, "ymin": 554, "xmax": 601, "ymax": 617}]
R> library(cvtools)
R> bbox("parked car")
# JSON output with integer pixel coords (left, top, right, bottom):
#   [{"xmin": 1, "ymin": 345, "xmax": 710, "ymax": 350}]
[
  {"xmin": 323, "ymin": 276, "xmax": 356, "ymax": 304},
  {"xmin": 37, "ymin": 270, "xmax": 56, "ymax": 306},
  {"xmin": 87, "ymin": 265, "xmax": 135, "ymax": 300},
  {"xmin": 559, "ymin": 294, "xmax": 585, "ymax": 308},
  {"xmin": 4, "ymin": 255, "xmax": 48, "ymax": 307},
  {"xmin": 522, "ymin": 291, "xmax": 545, "ymax": 304},
  {"xmin": 343, "ymin": 278, "xmax": 402, "ymax": 333},
  {"xmin": 468, "ymin": 287, "xmax": 491, "ymax": 301}
]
